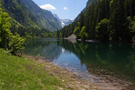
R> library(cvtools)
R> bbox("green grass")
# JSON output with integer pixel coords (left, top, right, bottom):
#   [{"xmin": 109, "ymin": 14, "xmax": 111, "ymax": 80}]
[{"xmin": 0, "ymin": 49, "xmax": 64, "ymax": 90}]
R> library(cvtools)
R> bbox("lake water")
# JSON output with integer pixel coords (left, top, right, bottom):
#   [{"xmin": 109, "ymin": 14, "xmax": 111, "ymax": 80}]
[{"xmin": 23, "ymin": 38, "xmax": 135, "ymax": 88}]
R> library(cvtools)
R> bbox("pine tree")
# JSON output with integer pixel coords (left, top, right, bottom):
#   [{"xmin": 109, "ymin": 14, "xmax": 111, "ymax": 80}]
[
  {"xmin": 130, "ymin": 0, "xmax": 135, "ymax": 18},
  {"xmin": 110, "ymin": 0, "xmax": 129, "ymax": 41}
]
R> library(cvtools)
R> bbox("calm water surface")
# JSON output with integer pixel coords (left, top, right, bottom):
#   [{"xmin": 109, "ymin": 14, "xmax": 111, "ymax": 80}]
[{"xmin": 23, "ymin": 38, "xmax": 135, "ymax": 86}]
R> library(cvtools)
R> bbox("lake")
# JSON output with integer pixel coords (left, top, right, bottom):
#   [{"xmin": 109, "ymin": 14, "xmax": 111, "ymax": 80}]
[{"xmin": 23, "ymin": 38, "xmax": 135, "ymax": 89}]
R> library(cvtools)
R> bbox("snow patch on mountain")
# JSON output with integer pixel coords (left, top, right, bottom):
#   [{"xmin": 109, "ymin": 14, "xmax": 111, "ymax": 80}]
[
  {"xmin": 53, "ymin": 14, "xmax": 73, "ymax": 28},
  {"xmin": 61, "ymin": 19, "xmax": 73, "ymax": 27}
]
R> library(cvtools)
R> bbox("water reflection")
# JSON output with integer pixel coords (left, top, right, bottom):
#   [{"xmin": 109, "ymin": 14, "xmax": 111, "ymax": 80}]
[
  {"xmin": 23, "ymin": 39, "xmax": 135, "ymax": 83},
  {"xmin": 23, "ymin": 39, "xmax": 62, "ymax": 61},
  {"xmin": 58, "ymin": 40, "xmax": 135, "ymax": 82}
]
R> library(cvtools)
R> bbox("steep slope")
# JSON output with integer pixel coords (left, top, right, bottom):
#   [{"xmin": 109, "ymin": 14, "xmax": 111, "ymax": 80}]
[
  {"xmin": 60, "ymin": 0, "xmax": 135, "ymax": 42},
  {"xmin": 20, "ymin": 0, "xmax": 62, "ymax": 31},
  {"xmin": 0, "ymin": 0, "xmax": 51, "ymax": 37},
  {"xmin": 0, "ymin": 0, "xmax": 37, "ymax": 26},
  {"xmin": 75, "ymin": 0, "xmax": 97, "ymax": 21},
  {"xmin": 53, "ymin": 14, "xmax": 62, "ymax": 27}
]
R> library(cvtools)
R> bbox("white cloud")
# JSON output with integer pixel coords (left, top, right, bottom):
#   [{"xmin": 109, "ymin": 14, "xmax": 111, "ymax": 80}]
[
  {"xmin": 40, "ymin": 4, "xmax": 56, "ymax": 10},
  {"xmin": 63, "ymin": 7, "xmax": 68, "ymax": 10}
]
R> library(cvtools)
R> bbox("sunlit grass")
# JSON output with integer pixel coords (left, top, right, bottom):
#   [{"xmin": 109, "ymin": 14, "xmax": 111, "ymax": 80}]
[{"xmin": 0, "ymin": 49, "xmax": 64, "ymax": 90}]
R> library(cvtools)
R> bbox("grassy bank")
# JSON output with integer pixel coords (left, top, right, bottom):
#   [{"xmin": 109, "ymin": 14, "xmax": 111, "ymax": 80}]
[
  {"xmin": 0, "ymin": 49, "xmax": 64, "ymax": 90},
  {"xmin": 0, "ymin": 49, "xmax": 95, "ymax": 90}
]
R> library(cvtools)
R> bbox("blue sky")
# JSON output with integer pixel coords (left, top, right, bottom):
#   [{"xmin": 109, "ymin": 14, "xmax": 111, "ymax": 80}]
[{"xmin": 32, "ymin": 0, "xmax": 88, "ymax": 19}]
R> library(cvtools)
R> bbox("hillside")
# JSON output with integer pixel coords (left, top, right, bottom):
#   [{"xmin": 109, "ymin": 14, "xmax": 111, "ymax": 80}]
[
  {"xmin": 75, "ymin": 0, "xmax": 98, "ymax": 21},
  {"xmin": 0, "ymin": 0, "xmax": 61, "ymax": 32},
  {"xmin": 60, "ymin": 0, "xmax": 135, "ymax": 42},
  {"xmin": 0, "ymin": 0, "xmax": 37, "ymax": 26},
  {"xmin": 20, "ymin": 0, "xmax": 62, "ymax": 31},
  {"xmin": 0, "ymin": 0, "xmax": 51, "ymax": 38}
]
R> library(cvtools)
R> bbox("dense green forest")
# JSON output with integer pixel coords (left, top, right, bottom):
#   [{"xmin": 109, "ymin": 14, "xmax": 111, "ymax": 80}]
[
  {"xmin": 0, "ymin": 0, "xmax": 57, "ymax": 39},
  {"xmin": 20, "ymin": 0, "xmax": 62, "ymax": 31},
  {"xmin": 60, "ymin": 0, "xmax": 135, "ymax": 42}
]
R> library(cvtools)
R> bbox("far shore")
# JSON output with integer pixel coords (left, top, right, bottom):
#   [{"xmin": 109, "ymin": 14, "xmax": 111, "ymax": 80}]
[
  {"xmin": 64, "ymin": 34, "xmax": 135, "ymax": 43},
  {"xmin": 64, "ymin": 34, "xmax": 99, "ymax": 43}
]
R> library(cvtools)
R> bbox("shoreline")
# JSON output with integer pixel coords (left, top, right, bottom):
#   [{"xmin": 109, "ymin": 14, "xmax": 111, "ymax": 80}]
[
  {"xmin": 23, "ymin": 55, "xmax": 98, "ymax": 90},
  {"xmin": 65, "ymin": 34, "xmax": 135, "ymax": 43},
  {"xmin": 23, "ymin": 54, "xmax": 135, "ymax": 90}
]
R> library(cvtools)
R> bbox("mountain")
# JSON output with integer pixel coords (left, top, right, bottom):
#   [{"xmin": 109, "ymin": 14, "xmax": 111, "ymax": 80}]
[
  {"xmin": 53, "ymin": 14, "xmax": 62, "ymax": 27},
  {"xmin": 0, "ymin": 0, "xmax": 37, "ymax": 27},
  {"xmin": 75, "ymin": 0, "xmax": 97, "ymax": 21},
  {"xmin": 53, "ymin": 14, "xmax": 73, "ymax": 28},
  {"xmin": 20, "ymin": 0, "xmax": 61, "ymax": 31},
  {"xmin": 60, "ymin": 0, "xmax": 135, "ymax": 42},
  {"xmin": 61, "ymin": 19, "xmax": 73, "ymax": 27}
]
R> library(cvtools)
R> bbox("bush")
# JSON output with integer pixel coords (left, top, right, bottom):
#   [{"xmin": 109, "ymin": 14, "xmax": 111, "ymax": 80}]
[
  {"xmin": 0, "ymin": 6, "xmax": 25, "ymax": 54},
  {"xmin": 9, "ymin": 33, "xmax": 25, "ymax": 54}
]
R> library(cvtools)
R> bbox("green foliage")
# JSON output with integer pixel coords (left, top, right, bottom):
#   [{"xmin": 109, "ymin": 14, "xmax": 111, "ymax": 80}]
[
  {"xmin": 0, "ymin": 6, "xmax": 12, "ymax": 49},
  {"xmin": 0, "ymin": 6, "xmax": 25, "ymax": 53},
  {"xmin": 20, "ymin": 0, "xmax": 62, "ymax": 31},
  {"xmin": 109, "ymin": 0, "xmax": 130, "ymax": 41},
  {"xmin": 133, "ymin": 23, "xmax": 135, "ymax": 32},
  {"xmin": 96, "ymin": 18, "xmax": 110, "ymax": 41},
  {"xmin": 128, "ymin": 16, "xmax": 135, "ymax": 41},
  {"xmin": 0, "ymin": 49, "xmax": 64, "ymax": 90},
  {"xmin": 60, "ymin": 22, "xmax": 76, "ymax": 38},
  {"xmin": 9, "ymin": 33, "xmax": 25, "ymax": 53},
  {"xmin": 73, "ymin": 26, "xmax": 80, "ymax": 38},
  {"xmin": 59, "ymin": 33, "xmax": 62, "ymax": 38},
  {"xmin": 60, "ymin": 0, "xmax": 135, "ymax": 42},
  {"xmin": 57, "ymin": 40, "xmax": 135, "ymax": 82},
  {"xmin": 79, "ymin": 26, "xmax": 88, "ymax": 40},
  {"xmin": 1, "ymin": 0, "xmax": 37, "ymax": 26},
  {"xmin": 1, "ymin": 0, "xmax": 57, "ymax": 39}
]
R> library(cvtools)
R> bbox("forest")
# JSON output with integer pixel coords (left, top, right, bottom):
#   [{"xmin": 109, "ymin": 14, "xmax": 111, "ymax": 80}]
[
  {"xmin": 0, "ymin": 0, "xmax": 57, "ymax": 39},
  {"xmin": 60, "ymin": 0, "xmax": 135, "ymax": 42}
]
